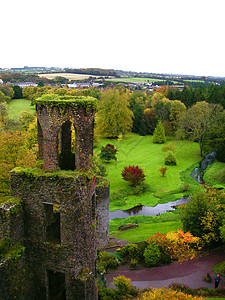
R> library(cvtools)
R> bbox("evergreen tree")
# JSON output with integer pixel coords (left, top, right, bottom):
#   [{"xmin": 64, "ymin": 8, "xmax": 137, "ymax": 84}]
[{"xmin": 153, "ymin": 121, "xmax": 166, "ymax": 144}]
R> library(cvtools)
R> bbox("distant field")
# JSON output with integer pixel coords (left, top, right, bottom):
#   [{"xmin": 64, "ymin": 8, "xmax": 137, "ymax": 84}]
[
  {"xmin": 38, "ymin": 73, "xmax": 109, "ymax": 80},
  {"xmin": 106, "ymin": 77, "xmax": 179, "ymax": 84},
  {"xmin": 8, "ymin": 99, "xmax": 35, "ymax": 118}
]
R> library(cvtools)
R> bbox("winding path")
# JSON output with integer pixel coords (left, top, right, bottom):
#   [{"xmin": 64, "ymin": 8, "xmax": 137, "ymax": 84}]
[{"xmin": 105, "ymin": 246, "xmax": 225, "ymax": 290}]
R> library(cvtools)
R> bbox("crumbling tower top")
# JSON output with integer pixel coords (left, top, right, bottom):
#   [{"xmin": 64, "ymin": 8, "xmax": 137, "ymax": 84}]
[{"xmin": 35, "ymin": 94, "xmax": 97, "ymax": 172}]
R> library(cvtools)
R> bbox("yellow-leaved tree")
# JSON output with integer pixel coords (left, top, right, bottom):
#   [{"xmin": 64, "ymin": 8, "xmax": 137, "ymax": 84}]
[
  {"xmin": 0, "ymin": 130, "xmax": 36, "ymax": 202},
  {"xmin": 96, "ymin": 88, "xmax": 133, "ymax": 138}
]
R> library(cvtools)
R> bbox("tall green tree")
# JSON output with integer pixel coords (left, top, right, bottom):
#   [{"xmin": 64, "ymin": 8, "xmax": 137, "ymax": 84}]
[
  {"xmin": 169, "ymin": 100, "xmax": 186, "ymax": 130},
  {"xmin": 201, "ymin": 112, "xmax": 225, "ymax": 161},
  {"xmin": 181, "ymin": 189, "xmax": 225, "ymax": 245},
  {"xmin": 96, "ymin": 88, "xmax": 133, "ymax": 138},
  {"xmin": 176, "ymin": 102, "xmax": 224, "ymax": 155},
  {"xmin": 151, "ymin": 93, "xmax": 171, "ymax": 122},
  {"xmin": 128, "ymin": 91, "xmax": 148, "ymax": 134},
  {"xmin": 153, "ymin": 121, "xmax": 166, "ymax": 144}
]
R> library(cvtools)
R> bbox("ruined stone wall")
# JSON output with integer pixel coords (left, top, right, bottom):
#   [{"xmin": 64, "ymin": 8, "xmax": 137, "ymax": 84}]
[
  {"xmin": 36, "ymin": 99, "xmax": 96, "ymax": 172},
  {"xmin": 10, "ymin": 170, "xmax": 97, "ymax": 300},
  {"xmin": 0, "ymin": 202, "xmax": 24, "ymax": 245},
  {"xmin": 96, "ymin": 186, "xmax": 110, "ymax": 249}
]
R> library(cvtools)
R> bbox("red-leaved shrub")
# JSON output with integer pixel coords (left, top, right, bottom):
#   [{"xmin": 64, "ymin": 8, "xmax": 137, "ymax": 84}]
[{"xmin": 121, "ymin": 165, "xmax": 146, "ymax": 187}]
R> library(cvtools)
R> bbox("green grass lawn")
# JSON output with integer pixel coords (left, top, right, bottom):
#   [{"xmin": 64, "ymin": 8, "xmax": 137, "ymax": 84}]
[
  {"xmin": 109, "ymin": 210, "xmax": 182, "ymax": 242},
  {"xmin": 204, "ymin": 161, "xmax": 225, "ymax": 189},
  {"xmin": 8, "ymin": 99, "xmax": 35, "ymax": 118},
  {"xmin": 208, "ymin": 299, "xmax": 225, "ymax": 300},
  {"xmin": 114, "ymin": 220, "xmax": 182, "ymax": 243},
  {"xmin": 95, "ymin": 133, "xmax": 201, "ymax": 212}
]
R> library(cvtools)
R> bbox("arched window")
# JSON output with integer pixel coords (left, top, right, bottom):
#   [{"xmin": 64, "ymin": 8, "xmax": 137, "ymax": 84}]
[{"xmin": 59, "ymin": 120, "xmax": 75, "ymax": 170}]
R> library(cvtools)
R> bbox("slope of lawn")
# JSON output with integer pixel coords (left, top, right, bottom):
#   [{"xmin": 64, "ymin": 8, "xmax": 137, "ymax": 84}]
[
  {"xmin": 203, "ymin": 161, "xmax": 225, "ymax": 189},
  {"xmin": 8, "ymin": 99, "xmax": 35, "ymax": 118},
  {"xmin": 109, "ymin": 210, "xmax": 182, "ymax": 242},
  {"xmin": 95, "ymin": 133, "xmax": 201, "ymax": 212},
  {"xmin": 114, "ymin": 221, "xmax": 182, "ymax": 243}
]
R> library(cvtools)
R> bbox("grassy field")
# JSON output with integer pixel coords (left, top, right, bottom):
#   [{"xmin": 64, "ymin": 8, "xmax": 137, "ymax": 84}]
[
  {"xmin": 96, "ymin": 133, "xmax": 203, "ymax": 241},
  {"xmin": 8, "ymin": 99, "xmax": 35, "ymax": 118},
  {"xmin": 204, "ymin": 161, "xmax": 225, "ymax": 189},
  {"xmin": 105, "ymin": 77, "xmax": 179, "ymax": 84},
  {"xmin": 38, "ymin": 73, "xmax": 108, "ymax": 80},
  {"xmin": 95, "ymin": 133, "xmax": 201, "ymax": 212},
  {"xmin": 115, "ymin": 221, "xmax": 182, "ymax": 243}
]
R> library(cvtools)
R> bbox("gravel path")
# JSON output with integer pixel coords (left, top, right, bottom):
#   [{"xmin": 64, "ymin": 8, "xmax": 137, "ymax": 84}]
[{"xmin": 105, "ymin": 246, "xmax": 225, "ymax": 290}]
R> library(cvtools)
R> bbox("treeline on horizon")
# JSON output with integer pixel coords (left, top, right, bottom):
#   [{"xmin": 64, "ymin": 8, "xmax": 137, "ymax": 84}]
[{"xmin": 1, "ymin": 67, "xmax": 225, "ymax": 86}]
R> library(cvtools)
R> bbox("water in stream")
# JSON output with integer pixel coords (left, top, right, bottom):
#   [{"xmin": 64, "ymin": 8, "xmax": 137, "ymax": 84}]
[{"xmin": 109, "ymin": 197, "xmax": 189, "ymax": 220}]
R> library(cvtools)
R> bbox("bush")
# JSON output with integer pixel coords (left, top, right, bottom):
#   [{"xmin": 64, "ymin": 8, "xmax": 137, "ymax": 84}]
[
  {"xmin": 130, "ymin": 258, "xmax": 138, "ymax": 268},
  {"xmin": 117, "ymin": 241, "xmax": 149, "ymax": 264},
  {"xmin": 166, "ymin": 230, "xmax": 201, "ymax": 262},
  {"xmin": 132, "ymin": 182, "xmax": 150, "ymax": 194},
  {"xmin": 98, "ymin": 288, "xmax": 118, "ymax": 300},
  {"xmin": 143, "ymin": 243, "xmax": 161, "ymax": 267},
  {"xmin": 139, "ymin": 287, "xmax": 204, "ymax": 299},
  {"xmin": 161, "ymin": 143, "xmax": 175, "ymax": 152},
  {"xmin": 135, "ymin": 241, "xmax": 149, "ymax": 262},
  {"xmin": 122, "ymin": 165, "xmax": 146, "ymax": 187},
  {"xmin": 159, "ymin": 167, "xmax": 167, "ymax": 177},
  {"xmin": 113, "ymin": 275, "xmax": 133, "ymax": 297},
  {"xmin": 164, "ymin": 151, "xmax": 177, "ymax": 166},
  {"xmin": 117, "ymin": 244, "xmax": 139, "ymax": 262},
  {"xmin": 97, "ymin": 251, "xmax": 120, "ymax": 272},
  {"xmin": 99, "ymin": 144, "xmax": 118, "ymax": 162}
]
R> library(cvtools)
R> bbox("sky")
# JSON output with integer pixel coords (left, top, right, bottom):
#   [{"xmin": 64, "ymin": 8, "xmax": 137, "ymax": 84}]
[{"xmin": 1, "ymin": 0, "xmax": 225, "ymax": 77}]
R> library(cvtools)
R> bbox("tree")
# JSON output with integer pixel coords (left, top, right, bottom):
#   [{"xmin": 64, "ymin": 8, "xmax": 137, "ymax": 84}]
[
  {"xmin": 169, "ymin": 100, "xmax": 186, "ymax": 130},
  {"xmin": 96, "ymin": 88, "xmax": 133, "ymax": 138},
  {"xmin": 142, "ymin": 109, "xmax": 157, "ymax": 135},
  {"xmin": 99, "ymin": 144, "xmax": 118, "ymax": 162},
  {"xmin": 153, "ymin": 121, "xmax": 166, "ymax": 144},
  {"xmin": 0, "ymin": 85, "xmax": 14, "ymax": 100},
  {"xmin": 181, "ymin": 189, "xmax": 225, "ymax": 245},
  {"xmin": 0, "ymin": 91, "xmax": 10, "ymax": 103},
  {"xmin": 128, "ymin": 91, "xmax": 149, "ymax": 134},
  {"xmin": 176, "ymin": 102, "xmax": 224, "ymax": 155},
  {"xmin": 0, "ymin": 131, "xmax": 36, "ymax": 200},
  {"xmin": 121, "ymin": 165, "xmax": 146, "ymax": 187},
  {"xmin": 0, "ymin": 101, "xmax": 8, "ymax": 124},
  {"xmin": 201, "ymin": 112, "xmax": 225, "ymax": 162},
  {"xmin": 19, "ymin": 110, "xmax": 35, "ymax": 130},
  {"xmin": 155, "ymin": 85, "xmax": 169, "ymax": 96},
  {"xmin": 12, "ymin": 85, "xmax": 23, "ymax": 99}
]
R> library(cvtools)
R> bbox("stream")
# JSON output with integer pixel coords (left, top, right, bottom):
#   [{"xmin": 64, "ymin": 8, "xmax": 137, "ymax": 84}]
[
  {"xmin": 109, "ymin": 152, "xmax": 216, "ymax": 220},
  {"xmin": 109, "ymin": 197, "xmax": 189, "ymax": 220}
]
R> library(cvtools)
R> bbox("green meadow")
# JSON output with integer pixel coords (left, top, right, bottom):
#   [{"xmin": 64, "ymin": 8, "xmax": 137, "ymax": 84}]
[
  {"xmin": 8, "ymin": 99, "xmax": 35, "ymax": 118},
  {"xmin": 95, "ymin": 133, "xmax": 201, "ymax": 212},
  {"xmin": 95, "ymin": 133, "xmax": 203, "ymax": 241},
  {"xmin": 204, "ymin": 161, "xmax": 225, "ymax": 189}
]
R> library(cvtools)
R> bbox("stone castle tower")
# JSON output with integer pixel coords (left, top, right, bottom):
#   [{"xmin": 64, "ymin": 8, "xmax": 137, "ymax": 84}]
[{"xmin": 0, "ymin": 95, "xmax": 109, "ymax": 299}]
